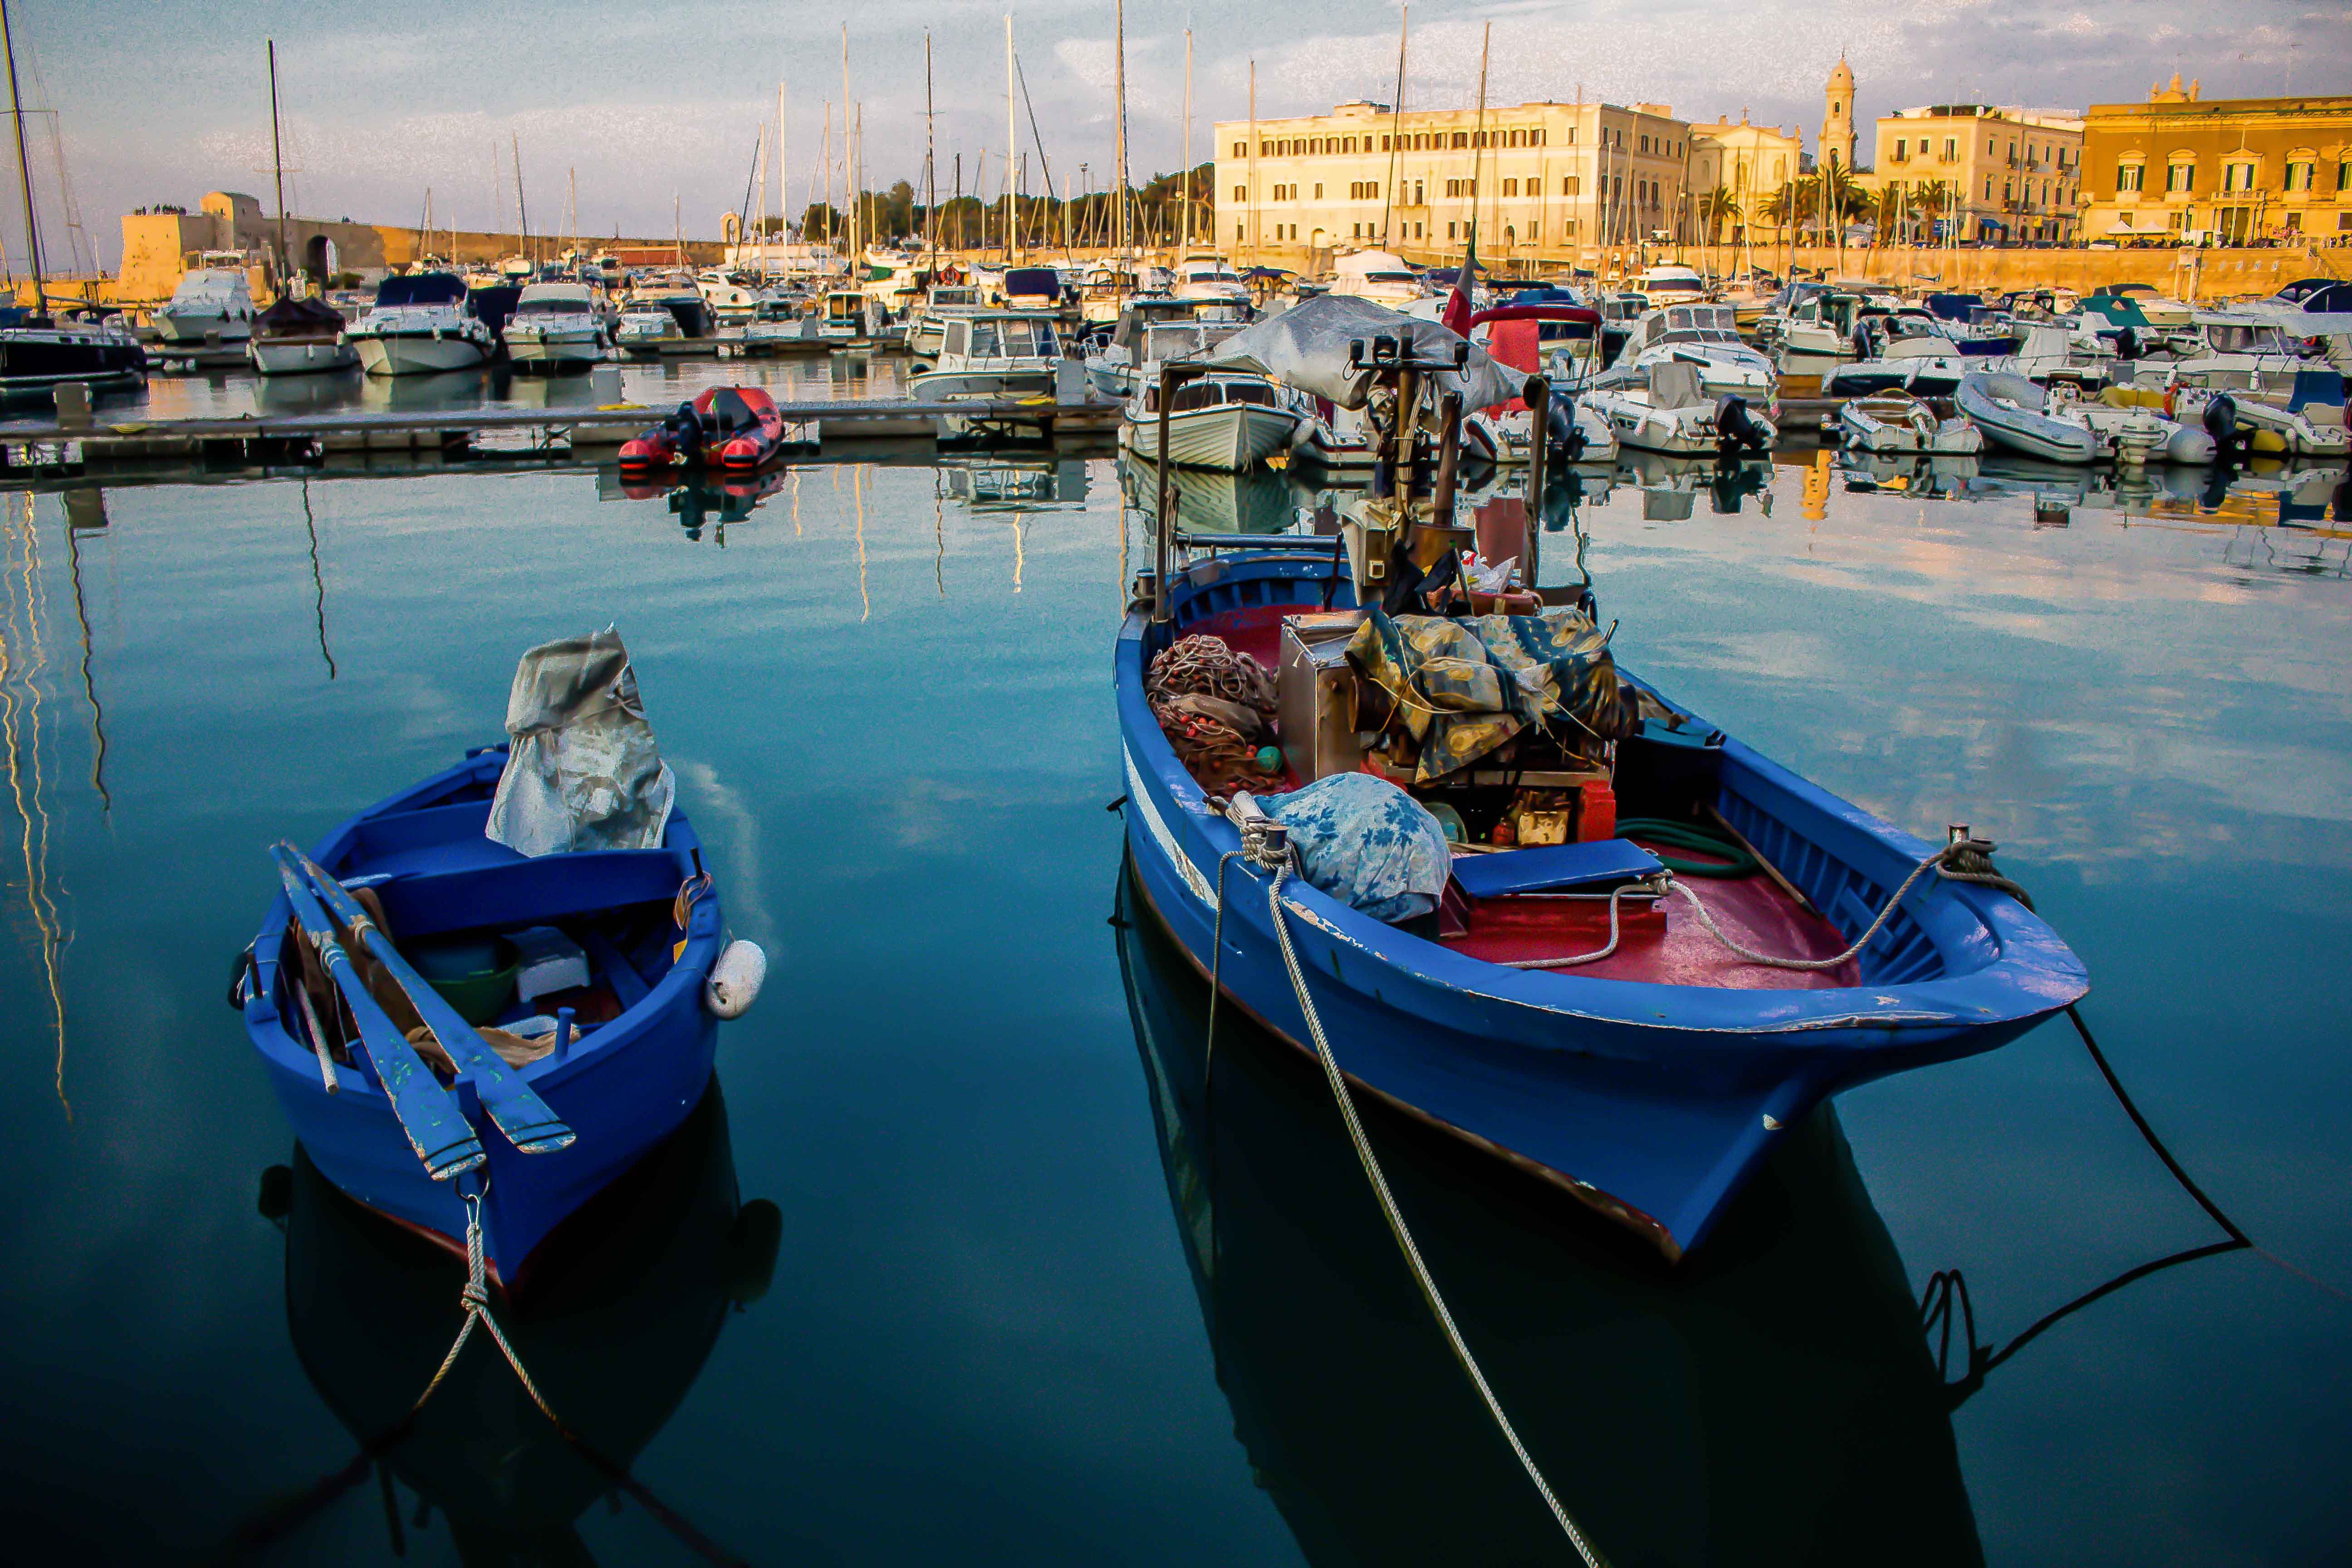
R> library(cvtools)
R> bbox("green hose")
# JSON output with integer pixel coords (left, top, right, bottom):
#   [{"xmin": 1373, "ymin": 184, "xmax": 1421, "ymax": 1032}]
[{"xmin": 1615, "ymin": 817, "xmax": 1758, "ymax": 878}]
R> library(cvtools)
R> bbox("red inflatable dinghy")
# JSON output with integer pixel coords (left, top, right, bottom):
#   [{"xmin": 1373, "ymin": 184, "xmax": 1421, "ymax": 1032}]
[{"xmin": 618, "ymin": 386, "xmax": 790, "ymax": 470}]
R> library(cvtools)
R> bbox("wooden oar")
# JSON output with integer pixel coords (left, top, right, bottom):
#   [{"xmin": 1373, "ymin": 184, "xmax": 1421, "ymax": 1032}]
[
  {"xmin": 273, "ymin": 843, "xmax": 576, "ymax": 1156},
  {"xmin": 272, "ymin": 858, "xmax": 486, "ymax": 1181}
]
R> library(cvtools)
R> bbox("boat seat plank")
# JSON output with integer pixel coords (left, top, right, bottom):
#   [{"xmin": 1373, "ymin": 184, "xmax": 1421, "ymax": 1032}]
[
  {"xmin": 371, "ymin": 850, "xmax": 686, "ymax": 941},
  {"xmin": 576, "ymin": 923, "xmax": 654, "ymax": 1009},
  {"xmin": 1450, "ymin": 839, "xmax": 1665, "ymax": 900}
]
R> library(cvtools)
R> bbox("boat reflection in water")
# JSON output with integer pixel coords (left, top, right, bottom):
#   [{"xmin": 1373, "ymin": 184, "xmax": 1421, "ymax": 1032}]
[
  {"xmin": 1838, "ymin": 449, "xmax": 1981, "ymax": 499},
  {"xmin": 603, "ymin": 464, "xmax": 794, "ymax": 542},
  {"xmin": 1115, "ymin": 859, "xmax": 1982, "ymax": 1567},
  {"xmin": 1117, "ymin": 452, "xmax": 1319, "ymax": 537},
  {"xmin": 942, "ymin": 454, "xmax": 1092, "ymax": 508},
  {"xmin": 275, "ymin": 1081, "xmax": 777, "ymax": 1562},
  {"xmin": 1615, "ymin": 450, "xmax": 1775, "ymax": 520}
]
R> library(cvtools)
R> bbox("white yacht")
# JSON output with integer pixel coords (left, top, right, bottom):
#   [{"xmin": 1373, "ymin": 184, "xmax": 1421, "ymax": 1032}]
[
  {"xmin": 614, "ymin": 304, "xmax": 681, "ymax": 355},
  {"xmin": 152, "ymin": 266, "xmax": 255, "ymax": 346},
  {"xmin": 1119, "ymin": 371, "xmax": 1306, "ymax": 471},
  {"xmin": 1327, "ymin": 250, "xmax": 1427, "ymax": 307},
  {"xmin": 503, "ymin": 281, "xmax": 608, "ymax": 371},
  {"xmin": 907, "ymin": 310, "xmax": 1064, "ymax": 400},
  {"xmin": 1171, "ymin": 255, "xmax": 1251, "ymax": 312},
  {"xmin": 1580, "ymin": 362, "xmax": 1777, "ymax": 456},
  {"xmin": 1603, "ymin": 304, "xmax": 1778, "ymax": 407},
  {"xmin": 906, "ymin": 283, "xmax": 987, "ymax": 358},
  {"xmin": 1628, "ymin": 264, "xmax": 1708, "ymax": 308},
  {"xmin": 742, "ymin": 297, "xmax": 823, "ymax": 353},
  {"xmin": 696, "ymin": 270, "xmax": 768, "ymax": 326},
  {"xmin": 247, "ymin": 294, "xmax": 357, "ymax": 377},
  {"xmin": 817, "ymin": 289, "xmax": 888, "ymax": 346},
  {"xmin": 343, "ymin": 273, "xmax": 493, "ymax": 376}
]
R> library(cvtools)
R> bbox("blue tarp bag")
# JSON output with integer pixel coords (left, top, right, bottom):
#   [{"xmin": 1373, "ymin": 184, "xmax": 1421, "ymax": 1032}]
[{"xmin": 1264, "ymin": 772, "xmax": 1451, "ymax": 924}]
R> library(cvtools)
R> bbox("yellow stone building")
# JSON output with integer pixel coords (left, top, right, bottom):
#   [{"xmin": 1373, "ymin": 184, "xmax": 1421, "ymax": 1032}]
[
  {"xmin": 1869, "ymin": 105, "xmax": 2084, "ymax": 243},
  {"xmin": 2078, "ymin": 77, "xmax": 2352, "ymax": 246},
  {"xmin": 1686, "ymin": 114, "xmax": 1805, "ymax": 245},
  {"xmin": 1212, "ymin": 98, "xmax": 1695, "ymax": 268}
]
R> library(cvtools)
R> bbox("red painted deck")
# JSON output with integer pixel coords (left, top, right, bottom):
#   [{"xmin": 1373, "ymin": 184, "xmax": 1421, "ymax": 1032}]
[{"xmin": 1170, "ymin": 605, "xmax": 1856, "ymax": 990}]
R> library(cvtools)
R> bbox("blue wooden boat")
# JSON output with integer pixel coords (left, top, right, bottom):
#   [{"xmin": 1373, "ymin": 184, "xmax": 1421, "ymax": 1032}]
[
  {"xmin": 1117, "ymin": 554, "xmax": 2088, "ymax": 1259},
  {"xmin": 239, "ymin": 744, "xmax": 729, "ymax": 1284}
]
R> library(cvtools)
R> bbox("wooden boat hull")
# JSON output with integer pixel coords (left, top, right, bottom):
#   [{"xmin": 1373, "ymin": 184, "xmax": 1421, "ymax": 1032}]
[
  {"xmin": 242, "ymin": 748, "xmax": 725, "ymax": 1280},
  {"xmin": 1117, "ymin": 402, "xmax": 1300, "ymax": 470},
  {"xmin": 1116, "ymin": 556, "xmax": 2085, "ymax": 1259}
]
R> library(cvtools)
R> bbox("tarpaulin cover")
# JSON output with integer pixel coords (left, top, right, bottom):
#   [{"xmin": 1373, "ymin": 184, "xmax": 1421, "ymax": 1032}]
[
  {"xmin": 1198, "ymin": 293, "xmax": 1522, "ymax": 412},
  {"xmin": 254, "ymin": 294, "xmax": 345, "ymax": 334},
  {"xmin": 1264, "ymin": 772, "xmax": 1450, "ymax": 923},
  {"xmin": 486, "ymin": 626, "xmax": 677, "ymax": 857},
  {"xmin": 1346, "ymin": 606, "xmax": 1625, "ymax": 783}
]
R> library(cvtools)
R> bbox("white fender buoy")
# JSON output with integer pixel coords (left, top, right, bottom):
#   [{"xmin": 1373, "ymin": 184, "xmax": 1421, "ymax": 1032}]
[{"xmin": 705, "ymin": 940, "xmax": 766, "ymax": 1019}]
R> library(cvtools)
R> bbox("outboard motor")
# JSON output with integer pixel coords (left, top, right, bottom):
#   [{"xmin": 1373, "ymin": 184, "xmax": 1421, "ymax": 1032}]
[
  {"xmin": 1715, "ymin": 394, "xmax": 1770, "ymax": 456},
  {"xmin": 1544, "ymin": 397, "xmax": 1586, "ymax": 462},
  {"xmin": 2200, "ymin": 391, "xmax": 2241, "ymax": 460}
]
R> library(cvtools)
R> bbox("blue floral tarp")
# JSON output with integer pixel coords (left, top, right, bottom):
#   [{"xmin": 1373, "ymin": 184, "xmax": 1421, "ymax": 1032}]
[{"xmin": 1263, "ymin": 772, "xmax": 1451, "ymax": 924}]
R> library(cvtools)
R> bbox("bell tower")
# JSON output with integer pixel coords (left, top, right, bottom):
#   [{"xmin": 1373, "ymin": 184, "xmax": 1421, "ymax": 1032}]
[{"xmin": 1822, "ymin": 52, "xmax": 1857, "ymax": 173}]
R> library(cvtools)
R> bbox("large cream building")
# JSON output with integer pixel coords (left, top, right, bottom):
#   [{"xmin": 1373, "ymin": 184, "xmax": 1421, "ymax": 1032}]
[
  {"xmin": 1686, "ymin": 114, "xmax": 1805, "ymax": 245},
  {"xmin": 1868, "ymin": 104, "xmax": 2085, "ymax": 243},
  {"xmin": 1212, "ymin": 99, "xmax": 1696, "ymax": 267},
  {"xmin": 2078, "ymin": 77, "xmax": 2352, "ymax": 245}
]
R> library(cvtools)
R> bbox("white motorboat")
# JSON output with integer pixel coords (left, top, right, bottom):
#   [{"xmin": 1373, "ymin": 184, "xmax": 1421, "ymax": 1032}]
[
  {"xmin": 1604, "ymin": 304, "xmax": 1778, "ymax": 408},
  {"xmin": 906, "ymin": 284, "xmax": 986, "ymax": 358},
  {"xmin": 741, "ymin": 297, "xmax": 825, "ymax": 354},
  {"xmin": 624, "ymin": 272, "xmax": 717, "ymax": 348},
  {"xmin": 2165, "ymin": 370, "xmax": 2349, "ymax": 459},
  {"xmin": 817, "ymin": 289, "xmax": 887, "ymax": 346},
  {"xmin": 1118, "ymin": 371, "xmax": 1306, "ymax": 471},
  {"xmin": 1462, "ymin": 395, "xmax": 1619, "ymax": 466},
  {"xmin": 1957, "ymin": 371, "xmax": 2215, "ymax": 466},
  {"xmin": 1088, "ymin": 304, "xmax": 1242, "ymax": 401},
  {"xmin": 1079, "ymin": 264, "xmax": 1163, "ymax": 327},
  {"xmin": 1326, "ymin": 250, "xmax": 1428, "ymax": 307},
  {"xmin": 1767, "ymin": 289, "xmax": 1864, "ymax": 363},
  {"xmin": 1977, "ymin": 323, "xmax": 2115, "ymax": 392},
  {"xmin": 614, "ymin": 304, "xmax": 682, "ymax": 355},
  {"xmin": 1838, "ymin": 391, "xmax": 1983, "ymax": 455},
  {"xmin": 1628, "ymin": 264, "xmax": 1708, "ymax": 309},
  {"xmin": 908, "ymin": 310, "xmax": 1064, "ymax": 400},
  {"xmin": 152, "ymin": 266, "xmax": 255, "ymax": 346},
  {"xmin": 1581, "ymin": 362, "xmax": 1777, "ymax": 456},
  {"xmin": 343, "ymin": 273, "xmax": 493, "ymax": 376},
  {"xmin": 2133, "ymin": 314, "xmax": 2315, "ymax": 386},
  {"xmin": 1171, "ymin": 255, "xmax": 1252, "ymax": 312},
  {"xmin": 696, "ymin": 270, "xmax": 768, "ymax": 327},
  {"xmin": 246, "ymin": 294, "xmax": 357, "ymax": 377},
  {"xmin": 503, "ymin": 281, "xmax": 608, "ymax": 371}
]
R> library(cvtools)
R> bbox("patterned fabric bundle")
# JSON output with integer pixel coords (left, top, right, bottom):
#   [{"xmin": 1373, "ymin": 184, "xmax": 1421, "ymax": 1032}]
[
  {"xmin": 1264, "ymin": 771, "xmax": 1451, "ymax": 924},
  {"xmin": 1345, "ymin": 606, "xmax": 1627, "ymax": 784}
]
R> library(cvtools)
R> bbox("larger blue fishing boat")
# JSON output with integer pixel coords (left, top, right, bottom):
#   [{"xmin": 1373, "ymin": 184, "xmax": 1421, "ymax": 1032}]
[{"xmin": 1119, "ymin": 299, "xmax": 2088, "ymax": 1261}]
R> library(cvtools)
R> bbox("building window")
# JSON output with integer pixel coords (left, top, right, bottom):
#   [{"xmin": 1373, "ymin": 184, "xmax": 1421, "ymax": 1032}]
[
  {"xmin": 1259, "ymin": 141, "xmax": 1270, "ymax": 157},
  {"xmin": 1562, "ymin": 175, "xmax": 1578, "ymax": 196},
  {"xmin": 1565, "ymin": 128, "xmax": 1576, "ymax": 145},
  {"xmin": 2225, "ymin": 162, "xmax": 2254, "ymax": 192},
  {"xmin": 2116, "ymin": 163, "xmax": 2143, "ymax": 192},
  {"xmin": 1561, "ymin": 220, "xmax": 1577, "ymax": 238},
  {"xmin": 2340, "ymin": 162, "xmax": 2351, "ymax": 191},
  {"xmin": 1985, "ymin": 177, "xmax": 1994, "ymax": 200},
  {"xmin": 1943, "ymin": 138, "xmax": 1956, "ymax": 160},
  {"xmin": 2166, "ymin": 162, "xmax": 2193, "ymax": 193},
  {"xmin": 1639, "ymin": 134, "xmax": 1650, "ymax": 153},
  {"xmin": 1534, "ymin": 129, "xmax": 1545, "ymax": 146},
  {"xmin": 1894, "ymin": 138, "xmax": 1907, "ymax": 161},
  {"xmin": 2285, "ymin": 162, "xmax": 2314, "ymax": 192},
  {"xmin": 1313, "ymin": 183, "xmax": 1323, "ymax": 199},
  {"xmin": 1413, "ymin": 181, "xmax": 1423, "ymax": 204},
  {"xmin": 1232, "ymin": 141, "xmax": 1245, "ymax": 157},
  {"xmin": 1503, "ymin": 177, "xmax": 1518, "ymax": 196},
  {"xmin": 1447, "ymin": 222, "xmax": 1457, "ymax": 239},
  {"xmin": 1453, "ymin": 132, "xmax": 1469, "ymax": 149},
  {"xmin": 1236, "ymin": 221, "xmax": 1244, "ymax": 240},
  {"xmin": 1233, "ymin": 184, "xmax": 1246, "ymax": 202},
  {"xmin": 1379, "ymin": 135, "xmax": 1391, "ymax": 151}
]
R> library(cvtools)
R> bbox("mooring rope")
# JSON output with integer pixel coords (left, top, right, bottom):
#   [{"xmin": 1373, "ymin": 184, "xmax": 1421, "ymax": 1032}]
[{"xmin": 1266, "ymin": 855, "xmax": 1607, "ymax": 1568}]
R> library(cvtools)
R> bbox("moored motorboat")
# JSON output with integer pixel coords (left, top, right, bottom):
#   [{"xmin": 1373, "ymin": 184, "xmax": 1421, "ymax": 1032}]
[
  {"xmin": 907, "ymin": 309, "xmax": 1064, "ymax": 400},
  {"xmin": 1958, "ymin": 371, "xmax": 2216, "ymax": 466},
  {"xmin": 620, "ymin": 386, "xmax": 791, "ymax": 470},
  {"xmin": 1118, "ymin": 370, "xmax": 1306, "ymax": 470},
  {"xmin": 343, "ymin": 272, "xmax": 494, "ymax": 376},
  {"xmin": 1839, "ymin": 391, "xmax": 1982, "ymax": 455},
  {"xmin": 247, "ymin": 294, "xmax": 358, "ymax": 376},
  {"xmin": 1462, "ymin": 305, "xmax": 1618, "ymax": 466},
  {"xmin": 236, "ymin": 631, "xmax": 762, "ymax": 1280},
  {"xmin": 1582, "ymin": 363, "xmax": 1775, "ymax": 456},
  {"xmin": 502, "ymin": 280, "xmax": 608, "ymax": 372},
  {"xmin": 1117, "ymin": 315, "xmax": 2086, "ymax": 1262},
  {"xmin": 152, "ymin": 264, "xmax": 256, "ymax": 346}
]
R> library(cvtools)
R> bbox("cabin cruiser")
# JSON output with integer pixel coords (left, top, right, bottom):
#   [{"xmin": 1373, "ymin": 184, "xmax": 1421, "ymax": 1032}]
[
  {"xmin": 906, "ymin": 283, "xmax": 987, "ymax": 358},
  {"xmin": 1000, "ymin": 267, "xmax": 1066, "ymax": 314},
  {"xmin": 1326, "ymin": 250, "xmax": 1427, "ymax": 307},
  {"xmin": 696, "ymin": 270, "xmax": 768, "ymax": 327},
  {"xmin": 1079, "ymin": 264, "xmax": 1158, "ymax": 326},
  {"xmin": 1580, "ymin": 362, "xmax": 1777, "ymax": 457},
  {"xmin": 1601, "ymin": 304, "xmax": 1777, "ymax": 408},
  {"xmin": 1628, "ymin": 264, "xmax": 1708, "ymax": 308},
  {"xmin": 1838, "ymin": 391, "xmax": 1982, "ymax": 455},
  {"xmin": 1088, "ymin": 303, "xmax": 1242, "ymax": 400},
  {"xmin": 1172, "ymin": 256, "xmax": 1252, "ymax": 312},
  {"xmin": 2161, "ymin": 368, "xmax": 2349, "ymax": 458},
  {"xmin": 625, "ymin": 272, "xmax": 716, "ymax": 341},
  {"xmin": 1823, "ymin": 312, "xmax": 1973, "ymax": 398},
  {"xmin": 247, "ymin": 294, "xmax": 357, "ymax": 377},
  {"xmin": 1769, "ymin": 289, "xmax": 1863, "ymax": 362},
  {"xmin": 817, "ymin": 288, "xmax": 888, "ymax": 346},
  {"xmin": 908, "ymin": 310, "xmax": 1064, "ymax": 400},
  {"xmin": 1957, "ymin": 371, "xmax": 2216, "ymax": 466},
  {"xmin": 741, "ymin": 297, "xmax": 823, "ymax": 353},
  {"xmin": 2133, "ymin": 314, "xmax": 2312, "ymax": 382},
  {"xmin": 152, "ymin": 266, "xmax": 255, "ymax": 346},
  {"xmin": 1119, "ymin": 370, "xmax": 1307, "ymax": 471},
  {"xmin": 503, "ymin": 281, "xmax": 608, "ymax": 371},
  {"xmin": 343, "ymin": 272, "xmax": 493, "ymax": 376},
  {"xmin": 615, "ymin": 303, "xmax": 683, "ymax": 354},
  {"xmin": 0, "ymin": 310, "xmax": 148, "ymax": 400},
  {"xmin": 1975, "ymin": 322, "xmax": 2116, "ymax": 392}
]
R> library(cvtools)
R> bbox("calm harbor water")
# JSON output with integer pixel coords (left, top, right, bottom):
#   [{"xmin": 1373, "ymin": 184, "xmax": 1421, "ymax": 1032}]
[{"xmin": 0, "ymin": 421, "xmax": 2347, "ymax": 1563}]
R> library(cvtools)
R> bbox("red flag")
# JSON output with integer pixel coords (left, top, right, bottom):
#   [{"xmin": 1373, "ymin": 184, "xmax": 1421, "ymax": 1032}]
[{"xmin": 1440, "ymin": 226, "xmax": 1479, "ymax": 337}]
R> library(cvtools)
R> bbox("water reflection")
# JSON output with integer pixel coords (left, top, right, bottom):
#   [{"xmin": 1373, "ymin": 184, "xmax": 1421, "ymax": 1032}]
[
  {"xmin": 1, "ymin": 495, "xmax": 75, "ymax": 1117},
  {"xmin": 1116, "ymin": 455, "xmax": 1324, "ymax": 537},
  {"xmin": 1114, "ymin": 862, "xmax": 1981, "ymax": 1567},
  {"xmin": 1837, "ymin": 450, "xmax": 1980, "ymax": 499},
  {"xmin": 263, "ymin": 1081, "xmax": 776, "ymax": 1563}
]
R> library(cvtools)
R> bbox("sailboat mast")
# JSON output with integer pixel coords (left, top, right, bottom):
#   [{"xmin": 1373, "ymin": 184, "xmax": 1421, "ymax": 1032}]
[
  {"xmin": 512, "ymin": 132, "xmax": 528, "ymax": 265},
  {"xmin": 1469, "ymin": 22, "xmax": 1488, "ymax": 268},
  {"xmin": 1004, "ymin": 15, "xmax": 1018, "ymax": 258},
  {"xmin": 1181, "ymin": 29, "xmax": 1191, "ymax": 252},
  {"xmin": 839, "ymin": 26, "xmax": 853, "ymax": 261},
  {"xmin": 822, "ymin": 101, "xmax": 832, "ymax": 249},
  {"xmin": 1, "ymin": 0, "xmax": 44, "ymax": 313},
  {"xmin": 1382, "ymin": 7, "xmax": 1406, "ymax": 250},
  {"xmin": 266, "ymin": 39, "xmax": 289, "ymax": 289},
  {"xmin": 776, "ymin": 75, "xmax": 786, "ymax": 257},
  {"xmin": 923, "ymin": 34, "xmax": 936, "ymax": 265},
  {"xmin": 1112, "ymin": 0, "xmax": 1128, "ymax": 267},
  {"xmin": 1246, "ymin": 59, "xmax": 1256, "ymax": 267}
]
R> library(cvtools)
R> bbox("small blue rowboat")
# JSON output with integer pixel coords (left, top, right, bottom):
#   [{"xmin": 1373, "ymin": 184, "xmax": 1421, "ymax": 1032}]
[
  {"xmin": 1117, "ymin": 550, "xmax": 2089, "ymax": 1261},
  {"xmin": 239, "ymin": 744, "xmax": 735, "ymax": 1285}
]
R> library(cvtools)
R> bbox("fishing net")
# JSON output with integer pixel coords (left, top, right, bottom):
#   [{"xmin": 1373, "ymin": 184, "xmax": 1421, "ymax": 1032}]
[{"xmin": 1148, "ymin": 634, "xmax": 1280, "ymax": 794}]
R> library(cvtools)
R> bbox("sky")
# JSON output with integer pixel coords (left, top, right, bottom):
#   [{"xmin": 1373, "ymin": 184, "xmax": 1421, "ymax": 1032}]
[{"xmin": 9, "ymin": 0, "xmax": 2349, "ymax": 270}]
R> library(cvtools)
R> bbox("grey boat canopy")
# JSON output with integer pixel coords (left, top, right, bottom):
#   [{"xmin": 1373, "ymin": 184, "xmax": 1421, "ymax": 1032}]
[{"xmin": 1198, "ymin": 294, "xmax": 1519, "ymax": 411}]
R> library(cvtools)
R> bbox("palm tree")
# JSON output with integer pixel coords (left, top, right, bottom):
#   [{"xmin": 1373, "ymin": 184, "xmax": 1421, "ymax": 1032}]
[{"xmin": 1696, "ymin": 185, "xmax": 1738, "ymax": 277}]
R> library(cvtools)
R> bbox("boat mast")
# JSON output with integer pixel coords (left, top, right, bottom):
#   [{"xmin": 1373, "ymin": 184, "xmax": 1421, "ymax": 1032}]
[
  {"xmin": 512, "ymin": 132, "xmax": 528, "ymax": 267},
  {"xmin": 839, "ymin": 26, "xmax": 853, "ymax": 261},
  {"xmin": 1112, "ymin": 0, "xmax": 1128, "ymax": 278},
  {"xmin": 1004, "ymin": 14, "xmax": 1016, "ymax": 260},
  {"xmin": 1, "ymin": 0, "xmax": 45, "ymax": 318},
  {"xmin": 923, "ymin": 34, "xmax": 936, "ymax": 268},
  {"xmin": 266, "ymin": 39, "xmax": 289, "ymax": 293},
  {"xmin": 1382, "ymin": 7, "xmax": 1406, "ymax": 251},
  {"xmin": 1246, "ymin": 59, "xmax": 1256, "ymax": 269},
  {"xmin": 822, "ymin": 101, "xmax": 832, "ymax": 251},
  {"xmin": 1180, "ymin": 29, "xmax": 1191, "ymax": 253},
  {"xmin": 1469, "ymin": 21, "xmax": 1489, "ymax": 271},
  {"xmin": 776, "ymin": 74, "xmax": 786, "ymax": 260}
]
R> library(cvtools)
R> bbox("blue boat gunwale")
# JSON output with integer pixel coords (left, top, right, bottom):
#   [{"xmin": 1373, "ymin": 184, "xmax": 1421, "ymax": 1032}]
[
  {"xmin": 245, "ymin": 745, "xmax": 724, "ymax": 1100},
  {"xmin": 1116, "ymin": 554, "xmax": 2087, "ymax": 1051}
]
